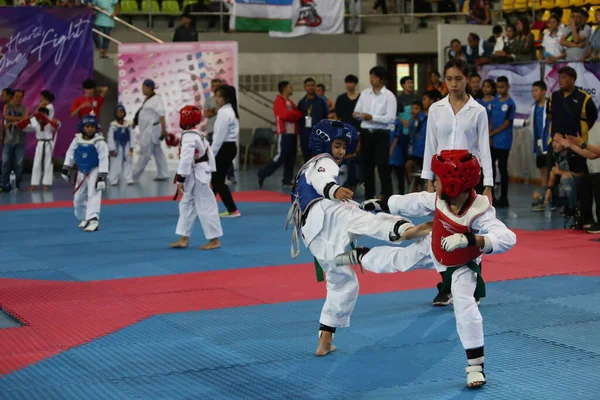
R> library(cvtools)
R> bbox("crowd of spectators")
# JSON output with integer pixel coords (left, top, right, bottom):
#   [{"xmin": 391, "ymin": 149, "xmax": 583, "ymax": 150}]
[{"xmin": 447, "ymin": 6, "xmax": 600, "ymax": 66}]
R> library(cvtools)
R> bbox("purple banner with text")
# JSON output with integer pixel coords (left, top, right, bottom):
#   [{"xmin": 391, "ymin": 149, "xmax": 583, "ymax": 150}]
[{"xmin": 0, "ymin": 7, "xmax": 94, "ymax": 158}]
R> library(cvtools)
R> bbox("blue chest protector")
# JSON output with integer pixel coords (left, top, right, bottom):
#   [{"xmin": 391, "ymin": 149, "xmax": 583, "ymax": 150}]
[
  {"xmin": 286, "ymin": 154, "xmax": 340, "ymax": 258},
  {"xmin": 74, "ymin": 135, "xmax": 101, "ymax": 173},
  {"xmin": 113, "ymin": 125, "xmax": 131, "ymax": 148}
]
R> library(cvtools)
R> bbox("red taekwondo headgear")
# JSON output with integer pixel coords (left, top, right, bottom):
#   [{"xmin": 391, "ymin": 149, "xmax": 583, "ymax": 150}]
[{"xmin": 431, "ymin": 150, "xmax": 481, "ymax": 199}]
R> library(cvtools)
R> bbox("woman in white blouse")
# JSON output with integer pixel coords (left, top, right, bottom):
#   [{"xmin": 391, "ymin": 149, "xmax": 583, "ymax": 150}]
[
  {"xmin": 422, "ymin": 59, "xmax": 493, "ymax": 201},
  {"xmin": 211, "ymin": 85, "xmax": 240, "ymax": 218},
  {"xmin": 421, "ymin": 58, "xmax": 494, "ymax": 308}
]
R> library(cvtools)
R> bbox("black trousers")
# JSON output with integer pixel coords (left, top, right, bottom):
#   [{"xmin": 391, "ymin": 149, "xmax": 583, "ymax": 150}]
[
  {"xmin": 581, "ymin": 172, "xmax": 600, "ymax": 224},
  {"xmin": 361, "ymin": 129, "xmax": 392, "ymax": 199},
  {"xmin": 492, "ymin": 148, "xmax": 510, "ymax": 200},
  {"xmin": 299, "ymin": 131, "xmax": 312, "ymax": 163},
  {"xmin": 391, "ymin": 165, "xmax": 405, "ymax": 195},
  {"xmin": 211, "ymin": 142, "xmax": 238, "ymax": 213},
  {"xmin": 258, "ymin": 134, "xmax": 297, "ymax": 185}
]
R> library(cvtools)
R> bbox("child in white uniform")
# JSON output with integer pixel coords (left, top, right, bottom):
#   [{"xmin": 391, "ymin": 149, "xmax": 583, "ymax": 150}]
[
  {"xmin": 169, "ymin": 105, "xmax": 223, "ymax": 250},
  {"xmin": 61, "ymin": 116, "xmax": 109, "ymax": 232},
  {"xmin": 108, "ymin": 105, "xmax": 134, "ymax": 186},
  {"xmin": 286, "ymin": 119, "xmax": 432, "ymax": 357},
  {"xmin": 337, "ymin": 150, "xmax": 517, "ymax": 388},
  {"xmin": 16, "ymin": 107, "xmax": 60, "ymax": 191}
]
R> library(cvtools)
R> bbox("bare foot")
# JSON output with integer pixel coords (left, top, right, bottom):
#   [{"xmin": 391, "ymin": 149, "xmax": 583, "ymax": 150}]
[
  {"xmin": 198, "ymin": 238, "xmax": 220, "ymax": 250},
  {"xmin": 169, "ymin": 237, "xmax": 189, "ymax": 248},
  {"xmin": 402, "ymin": 221, "xmax": 433, "ymax": 240},
  {"xmin": 42, "ymin": 186, "xmax": 49, "ymax": 191},
  {"xmin": 467, "ymin": 380, "xmax": 486, "ymax": 389},
  {"xmin": 315, "ymin": 331, "xmax": 336, "ymax": 356},
  {"xmin": 29, "ymin": 186, "xmax": 37, "ymax": 192}
]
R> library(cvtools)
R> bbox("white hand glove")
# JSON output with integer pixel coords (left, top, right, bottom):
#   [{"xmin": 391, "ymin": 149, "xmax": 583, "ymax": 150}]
[
  {"xmin": 96, "ymin": 181, "xmax": 106, "ymax": 191},
  {"xmin": 441, "ymin": 233, "xmax": 469, "ymax": 252}
]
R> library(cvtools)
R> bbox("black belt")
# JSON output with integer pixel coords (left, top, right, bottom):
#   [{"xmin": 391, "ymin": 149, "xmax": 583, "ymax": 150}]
[
  {"xmin": 194, "ymin": 153, "xmax": 209, "ymax": 164},
  {"xmin": 38, "ymin": 139, "xmax": 52, "ymax": 142}
]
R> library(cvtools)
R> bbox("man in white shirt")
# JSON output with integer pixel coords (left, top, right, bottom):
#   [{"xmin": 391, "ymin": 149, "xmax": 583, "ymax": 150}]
[{"xmin": 352, "ymin": 66, "xmax": 397, "ymax": 199}]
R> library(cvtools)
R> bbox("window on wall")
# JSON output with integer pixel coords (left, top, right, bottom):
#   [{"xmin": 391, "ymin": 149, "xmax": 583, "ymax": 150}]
[
  {"xmin": 239, "ymin": 74, "xmax": 333, "ymax": 92},
  {"xmin": 396, "ymin": 64, "xmax": 419, "ymax": 93}
]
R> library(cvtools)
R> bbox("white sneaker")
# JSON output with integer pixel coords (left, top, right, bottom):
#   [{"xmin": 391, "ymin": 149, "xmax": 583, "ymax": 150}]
[
  {"xmin": 78, "ymin": 220, "xmax": 88, "ymax": 229},
  {"xmin": 84, "ymin": 219, "xmax": 99, "ymax": 232}
]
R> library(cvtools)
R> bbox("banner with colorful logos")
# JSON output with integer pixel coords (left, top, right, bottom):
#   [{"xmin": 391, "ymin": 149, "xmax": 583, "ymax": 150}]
[{"xmin": 117, "ymin": 41, "xmax": 238, "ymax": 171}]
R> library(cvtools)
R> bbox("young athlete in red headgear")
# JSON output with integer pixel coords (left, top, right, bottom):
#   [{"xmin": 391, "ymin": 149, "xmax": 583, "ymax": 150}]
[
  {"xmin": 169, "ymin": 105, "xmax": 223, "ymax": 250},
  {"xmin": 336, "ymin": 150, "xmax": 517, "ymax": 388}
]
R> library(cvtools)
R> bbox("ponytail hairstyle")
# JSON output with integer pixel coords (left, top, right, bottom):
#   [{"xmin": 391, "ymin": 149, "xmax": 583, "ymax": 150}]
[
  {"xmin": 443, "ymin": 58, "xmax": 471, "ymax": 95},
  {"xmin": 216, "ymin": 85, "xmax": 240, "ymax": 120}
]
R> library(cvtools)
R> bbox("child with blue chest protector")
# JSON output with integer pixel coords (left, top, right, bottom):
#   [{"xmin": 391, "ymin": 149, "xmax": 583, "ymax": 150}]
[
  {"xmin": 489, "ymin": 76, "xmax": 516, "ymax": 208},
  {"xmin": 108, "ymin": 105, "xmax": 134, "ymax": 186},
  {"xmin": 61, "ymin": 116, "xmax": 109, "ymax": 232},
  {"xmin": 285, "ymin": 119, "xmax": 432, "ymax": 357}
]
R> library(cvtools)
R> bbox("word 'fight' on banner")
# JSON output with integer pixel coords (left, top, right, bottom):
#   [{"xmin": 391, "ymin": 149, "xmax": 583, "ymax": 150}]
[
  {"xmin": 117, "ymin": 41, "xmax": 238, "ymax": 171},
  {"xmin": 0, "ymin": 7, "xmax": 94, "ymax": 158}
]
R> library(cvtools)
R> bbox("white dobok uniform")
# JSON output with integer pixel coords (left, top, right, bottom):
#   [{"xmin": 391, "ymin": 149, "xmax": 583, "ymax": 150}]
[
  {"xmin": 132, "ymin": 94, "xmax": 169, "ymax": 181},
  {"xmin": 287, "ymin": 154, "xmax": 419, "ymax": 328},
  {"xmin": 64, "ymin": 133, "xmax": 109, "ymax": 222},
  {"xmin": 175, "ymin": 129, "xmax": 223, "ymax": 240},
  {"xmin": 361, "ymin": 191, "xmax": 516, "ymax": 350},
  {"xmin": 30, "ymin": 118, "xmax": 59, "ymax": 187}
]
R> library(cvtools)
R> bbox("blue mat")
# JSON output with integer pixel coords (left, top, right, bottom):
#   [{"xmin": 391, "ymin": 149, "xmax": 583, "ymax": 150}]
[
  {"xmin": 2, "ymin": 276, "xmax": 600, "ymax": 399},
  {"xmin": 0, "ymin": 201, "xmax": 426, "ymax": 281}
]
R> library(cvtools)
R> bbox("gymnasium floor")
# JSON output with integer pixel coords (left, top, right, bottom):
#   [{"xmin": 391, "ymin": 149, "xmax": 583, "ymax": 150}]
[{"xmin": 1, "ymin": 169, "xmax": 599, "ymax": 399}]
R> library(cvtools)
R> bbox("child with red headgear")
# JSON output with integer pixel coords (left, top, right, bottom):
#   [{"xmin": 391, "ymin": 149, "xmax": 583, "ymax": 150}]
[
  {"xmin": 337, "ymin": 150, "xmax": 517, "ymax": 389},
  {"xmin": 169, "ymin": 105, "xmax": 223, "ymax": 250}
]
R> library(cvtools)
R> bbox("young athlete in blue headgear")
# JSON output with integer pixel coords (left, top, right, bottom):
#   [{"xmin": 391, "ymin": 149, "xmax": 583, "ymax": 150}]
[
  {"xmin": 107, "ymin": 104, "xmax": 134, "ymax": 185},
  {"xmin": 61, "ymin": 115, "xmax": 109, "ymax": 232},
  {"xmin": 285, "ymin": 119, "xmax": 432, "ymax": 356}
]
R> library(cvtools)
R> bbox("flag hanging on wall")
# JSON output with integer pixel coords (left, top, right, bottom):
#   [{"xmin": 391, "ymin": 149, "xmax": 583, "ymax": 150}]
[
  {"xmin": 233, "ymin": 0, "xmax": 294, "ymax": 32},
  {"xmin": 269, "ymin": 0, "xmax": 345, "ymax": 38}
]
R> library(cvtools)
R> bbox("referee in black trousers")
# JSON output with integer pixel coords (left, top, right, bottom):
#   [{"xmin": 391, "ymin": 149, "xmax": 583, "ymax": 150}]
[{"xmin": 352, "ymin": 66, "xmax": 397, "ymax": 199}]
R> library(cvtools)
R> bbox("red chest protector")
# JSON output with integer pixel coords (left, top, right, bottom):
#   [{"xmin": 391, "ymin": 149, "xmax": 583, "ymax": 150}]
[{"xmin": 431, "ymin": 191, "xmax": 491, "ymax": 267}]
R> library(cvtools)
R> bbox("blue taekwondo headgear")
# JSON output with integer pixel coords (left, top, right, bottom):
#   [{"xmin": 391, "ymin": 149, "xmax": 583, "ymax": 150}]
[
  {"xmin": 309, "ymin": 119, "xmax": 358, "ymax": 158},
  {"xmin": 115, "ymin": 104, "xmax": 126, "ymax": 118},
  {"xmin": 78, "ymin": 115, "xmax": 99, "ymax": 134}
]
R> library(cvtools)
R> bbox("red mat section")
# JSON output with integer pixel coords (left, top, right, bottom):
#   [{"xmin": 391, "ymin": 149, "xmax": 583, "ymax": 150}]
[
  {"xmin": 0, "ymin": 190, "xmax": 289, "ymax": 212},
  {"xmin": 0, "ymin": 229, "xmax": 598, "ymax": 375}
]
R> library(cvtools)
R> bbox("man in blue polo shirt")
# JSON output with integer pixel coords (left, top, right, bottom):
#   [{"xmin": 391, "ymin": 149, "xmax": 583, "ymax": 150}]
[
  {"xmin": 489, "ymin": 76, "xmax": 516, "ymax": 208},
  {"xmin": 297, "ymin": 77, "xmax": 330, "ymax": 162}
]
